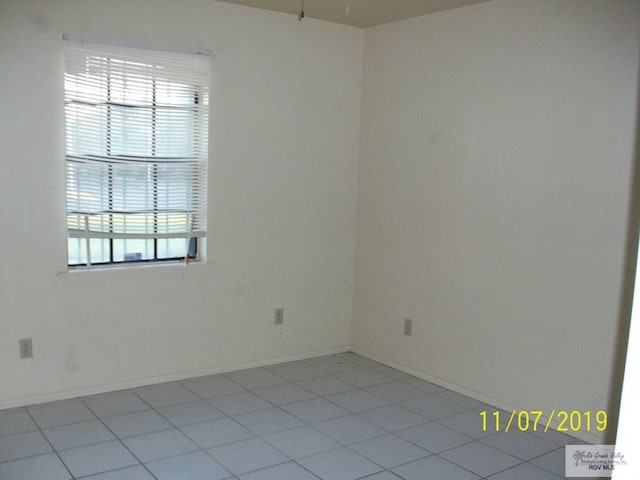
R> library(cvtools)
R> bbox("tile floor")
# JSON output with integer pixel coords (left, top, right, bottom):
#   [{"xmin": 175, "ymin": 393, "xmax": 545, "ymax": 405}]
[{"xmin": 0, "ymin": 353, "xmax": 595, "ymax": 479}]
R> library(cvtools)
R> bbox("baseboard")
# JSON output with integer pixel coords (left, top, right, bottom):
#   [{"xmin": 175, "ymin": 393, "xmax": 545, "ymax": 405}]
[
  {"xmin": 0, "ymin": 345, "xmax": 350, "ymax": 410},
  {"xmin": 3, "ymin": 344, "xmax": 607, "ymax": 445},
  {"xmin": 349, "ymin": 346, "xmax": 604, "ymax": 445}
]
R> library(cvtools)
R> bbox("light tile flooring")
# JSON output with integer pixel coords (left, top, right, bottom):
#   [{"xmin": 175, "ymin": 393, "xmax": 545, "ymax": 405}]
[{"xmin": 0, "ymin": 353, "xmax": 592, "ymax": 479}]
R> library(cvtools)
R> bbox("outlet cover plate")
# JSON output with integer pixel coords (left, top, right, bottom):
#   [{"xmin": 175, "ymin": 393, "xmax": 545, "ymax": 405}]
[
  {"xmin": 404, "ymin": 318, "xmax": 413, "ymax": 336},
  {"xmin": 19, "ymin": 338, "xmax": 33, "ymax": 359},
  {"xmin": 275, "ymin": 308, "xmax": 284, "ymax": 325}
]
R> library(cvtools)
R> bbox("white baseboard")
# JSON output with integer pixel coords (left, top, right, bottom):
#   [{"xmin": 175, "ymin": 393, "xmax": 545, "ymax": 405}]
[
  {"xmin": 0, "ymin": 345, "xmax": 350, "ymax": 410},
  {"xmin": 349, "ymin": 346, "xmax": 604, "ymax": 445},
  {"xmin": 3, "ymin": 343, "xmax": 606, "ymax": 445}
]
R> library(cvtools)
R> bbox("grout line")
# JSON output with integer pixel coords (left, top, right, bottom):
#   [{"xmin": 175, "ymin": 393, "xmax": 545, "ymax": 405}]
[
  {"xmin": 80, "ymin": 391, "xmax": 164, "ymax": 480},
  {"xmin": 21, "ymin": 407, "xmax": 77, "ymax": 480},
  {"xmin": 73, "ymin": 464, "xmax": 155, "ymax": 480},
  {"xmin": 0, "ymin": 354, "xmax": 580, "ymax": 479}
]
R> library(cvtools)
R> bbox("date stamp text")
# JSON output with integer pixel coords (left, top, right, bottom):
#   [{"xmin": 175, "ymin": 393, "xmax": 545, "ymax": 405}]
[{"xmin": 480, "ymin": 410, "xmax": 607, "ymax": 433}]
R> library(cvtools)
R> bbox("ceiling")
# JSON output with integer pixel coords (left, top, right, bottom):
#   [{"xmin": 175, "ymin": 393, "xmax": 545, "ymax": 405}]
[{"xmin": 214, "ymin": 0, "xmax": 490, "ymax": 28}]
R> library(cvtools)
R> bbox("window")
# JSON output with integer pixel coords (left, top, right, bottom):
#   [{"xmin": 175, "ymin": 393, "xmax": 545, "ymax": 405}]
[{"xmin": 64, "ymin": 43, "xmax": 209, "ymax": 267}]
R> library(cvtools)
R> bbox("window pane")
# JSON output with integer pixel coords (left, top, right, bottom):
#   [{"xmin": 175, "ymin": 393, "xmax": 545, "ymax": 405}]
[
  {"xmin": 155, "ymin": 80, "xmax": 195, "ymax": 106},
  {"xmin": 89, "ymin": 238, "xmax": 111, "ymax": 264},
  {"xmin": 65, "ymin": 103, "xmax": 108, "ymax": 156},
  {"xmin": 109, "ymin": 66, "xmax": 153, "ymax": 106},
  {"xmin": 64, "ymin": 68, "xmax": 108, "ymax": 103},
  {"xmin": 157, "ymin": 238, "xmax": 191, "ymax": 259},
  {"xmin": 113, "ymin": 239, "xmax": 154, "ymax": 262},
  {"xmin": 67, "ymin": 237, "xmax": 87, "ymax": 265},
  {"xmin": 110, "ymin": 106, "xmax": 153, "ymax": 157},
  {"xmin": 111, "ymin": 163, "xmax": 153, "ymax": 214},
  {"xmin": 155, "ymin": 109, "xmax": 193, "ymax": 157},
  {"xmin": 157, "ymin": 164, "xmax": 190, "ymax": 211}
]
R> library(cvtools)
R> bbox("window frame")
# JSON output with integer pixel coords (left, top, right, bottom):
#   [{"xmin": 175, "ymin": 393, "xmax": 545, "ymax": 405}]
[{"xmin": 64, "ymin": 43, "xmax": 209, "ymax": 269}]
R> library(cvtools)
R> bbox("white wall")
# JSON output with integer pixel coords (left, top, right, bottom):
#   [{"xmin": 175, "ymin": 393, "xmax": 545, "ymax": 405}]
[
  {"xmin": 614, "ymin": 240, "xmax": 640, "ymax": 478},
  {"xmin": 0, "ymin": 0, "xmax": 363, "ymax": 408},
  {"xmin": 353, "ymin": 0, "xmax": 640, "ymax": 443},
  {"xmin": 3, "ymin": 0, "xmax": 639, "ymax": 443}
]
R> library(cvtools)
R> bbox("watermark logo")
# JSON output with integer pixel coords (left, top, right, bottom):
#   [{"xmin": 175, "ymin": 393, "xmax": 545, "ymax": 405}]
[{"xmin": 566, "ymin": 445, "xmax": 628, "ymax": 477}]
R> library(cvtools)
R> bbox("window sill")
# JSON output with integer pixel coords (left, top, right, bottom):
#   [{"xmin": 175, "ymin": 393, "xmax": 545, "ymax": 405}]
[{"xmin": 56, "ymin": 260, "xmax": 213, "ymax": 283}]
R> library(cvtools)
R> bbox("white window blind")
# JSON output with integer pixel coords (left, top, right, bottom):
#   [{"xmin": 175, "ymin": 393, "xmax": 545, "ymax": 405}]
[{"xmin": 64, "ymin": 43, "xmax": 209, "ymax": 266}]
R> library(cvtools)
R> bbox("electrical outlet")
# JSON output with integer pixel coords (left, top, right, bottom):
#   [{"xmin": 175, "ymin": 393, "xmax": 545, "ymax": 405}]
[
  {"xmin": 274, "ymin": 308, "xmax": 284, "ymax": 325},
  {"xmin": 404, "ymin": 318, "xmax": 413, "ymax": 336},
  {"xmin": 19, "ymin": 338, "xmax": 33, "ymax": 359}
]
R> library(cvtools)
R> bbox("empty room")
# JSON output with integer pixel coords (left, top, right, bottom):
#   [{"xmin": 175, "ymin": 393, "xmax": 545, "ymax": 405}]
[{"xmin": 1, "ymin": 0, "xmax": 639, "ymax": 479}]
